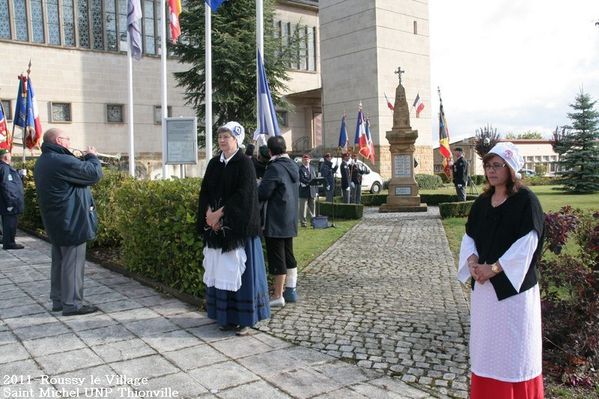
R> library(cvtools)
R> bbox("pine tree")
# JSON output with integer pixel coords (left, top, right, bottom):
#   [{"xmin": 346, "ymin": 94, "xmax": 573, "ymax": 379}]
[
  {"xmin": 172, "ymin": 0, "xmax": 295, "ymax": 149},
  {"xmin": 559, "ymin": 91, "xmax": 599, "ymax": 193}
]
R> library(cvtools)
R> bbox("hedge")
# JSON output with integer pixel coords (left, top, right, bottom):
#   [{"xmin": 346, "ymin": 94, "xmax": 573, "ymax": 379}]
[
  {"xmin": 319, "ymin": 201, "xmax": 363, "ymax": 219},
  {"xmin": 359, "ymin": 193, "xmax": 478, "ymax": 207},
  {"xmin": 415, "ymin": 174, "xmax": 443, "ymax": 190},
  {"xmin": 113, "ymin": 178, "xmax": 205, "ymax": 297},
  {"xmin": 438, "ymin": 200, "xmax": 475, "ymax": 219}
]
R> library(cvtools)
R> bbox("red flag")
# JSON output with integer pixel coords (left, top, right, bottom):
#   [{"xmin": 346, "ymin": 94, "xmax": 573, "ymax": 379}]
[
  {"xmin": 0, "ymin": 100, "xmax": 9, "ymax": 148},
  {"xmin": 168, "ymin": 0, "xmax": 182, "ymax": 43},
  {"xmin": 384, "ymin": 92, "xmax": 394, "ymax": 111}
]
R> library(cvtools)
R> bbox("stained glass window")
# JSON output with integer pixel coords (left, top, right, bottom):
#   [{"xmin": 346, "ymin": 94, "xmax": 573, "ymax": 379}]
[
  {"xmin": 62, "ymin": 0, "xmax": 76, "ymax": 47},
  {"xmin": 14, "ymin": 0, "xmax": 28, "ymax": 41},
  {"xmin": 0, "ymin": 0, "xmax": 10, "ymax": 39},
  {"xmin": 117, "ymin": 0, "xmax": 127, "ymax": 51},
  {"xmin": 91, "ymin": 0, "xmax": 103, "ymax": 49},
  {"xmin": 47, "ymin": 0, "xmax": 61, "ymax": 45},
  {"xmin": 144, "ymin": 0, "xmax": 155, "ymax": 54},
  {"xmin": 105, "ymin": 0, "xmax": 117, "ymax": 50},
  {"xmin": 78, "ymin": 0, "xmax": 90, "ymax": 48},
  {"xmin": 30, "ymin": 0, "xmax": 45, "ymax": 43}
]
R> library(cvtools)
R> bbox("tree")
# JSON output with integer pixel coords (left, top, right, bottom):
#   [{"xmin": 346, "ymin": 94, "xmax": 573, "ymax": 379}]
[
  {"xmin": 505, "ymin": 131, "xmax": 543, "ymax": 140},
  {"xmin": 558, "ymin": 91, "xmax": 599, "ymax": 193},
  {"xmin": 172, "ymin": 0, "xmax": 296, "ymax": 148},
  {"xmin": 474, "ymin": 124, "xmax": 500, "ymax": 159}
]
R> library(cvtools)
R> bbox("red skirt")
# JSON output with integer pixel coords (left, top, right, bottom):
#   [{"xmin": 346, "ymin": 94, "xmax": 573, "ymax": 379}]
[{"xmin": 471, "ymin": 373, "xmax": 544, "ymax": 399}]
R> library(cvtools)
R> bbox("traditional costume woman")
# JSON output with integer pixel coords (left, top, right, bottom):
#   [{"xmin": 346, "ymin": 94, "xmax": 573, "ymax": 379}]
[
  {"xmin": 198, "ymin": 122, "xmax": 270, "ymax": 335},
  {"xmin": 457, "ymin": 142, "xmax": 545, "ymax": 399}
]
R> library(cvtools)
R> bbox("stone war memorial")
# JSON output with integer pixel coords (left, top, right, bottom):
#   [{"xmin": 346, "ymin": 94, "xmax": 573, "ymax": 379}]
[{"xmin": 380, "ymin": 67, "xmax": 428, "ymax": 213}]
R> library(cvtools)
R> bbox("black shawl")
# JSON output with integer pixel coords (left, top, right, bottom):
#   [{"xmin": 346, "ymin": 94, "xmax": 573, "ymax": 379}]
[
  {"xmin": 197, "ymin": 150, "xmax": 261, "ymax": 251},
  {"xmin": 466, "ymin": 186, "xmax": 544, "ymax": 300}
]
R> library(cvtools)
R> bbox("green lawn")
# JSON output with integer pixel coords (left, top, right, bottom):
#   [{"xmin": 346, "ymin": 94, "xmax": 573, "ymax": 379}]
[{"xmin": 440, "ymin": 185, "xmax": 599, "ymax": 261}]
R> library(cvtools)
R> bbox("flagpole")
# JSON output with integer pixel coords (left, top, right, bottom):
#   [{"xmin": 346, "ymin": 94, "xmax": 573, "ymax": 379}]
[
  {"xmin": 160, "ymin": 0, "xmax": 168, "ymax": 179},
  {"xmin": 205, "ymin": 2, "xmax": 212, "ymax": 160},
  {"xmin": 256, "ymin": 0, "xmax": 263, "ymax": 133},
  {"xmin": 127, "ymin": 33, "xmax": 136, "ymax": 177}
]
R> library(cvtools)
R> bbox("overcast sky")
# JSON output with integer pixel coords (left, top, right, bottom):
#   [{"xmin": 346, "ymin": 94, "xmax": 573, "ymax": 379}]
[{"xmin": 429, "ymin": 0, "xmax": 599, "ymax": 143}]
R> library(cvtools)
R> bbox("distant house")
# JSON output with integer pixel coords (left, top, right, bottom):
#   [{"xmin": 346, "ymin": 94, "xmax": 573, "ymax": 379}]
[{"xmin": 433, "ymin": 138, "xmax": 560, "ymax": 177}]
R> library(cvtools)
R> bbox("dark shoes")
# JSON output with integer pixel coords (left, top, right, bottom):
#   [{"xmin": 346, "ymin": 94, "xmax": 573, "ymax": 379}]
[
  {"xmin": 63, "ymin": 305, "xmax": 98, "ymax": 316},
  {"xmin": 51, "ymin": 305, "xmax": 63, "ymax": 312},
  {"xmin": 3, "ymin": 243, "xmax": 24, "ymax": 250}
]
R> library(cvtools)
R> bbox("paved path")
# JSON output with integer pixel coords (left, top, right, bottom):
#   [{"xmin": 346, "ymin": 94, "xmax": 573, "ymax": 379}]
[
  {"xmin": 259, "ymin": 208, "xmax": 471, "ymax": 398},
  {"xmin": 0, "ymin": 230, "xmax": 437, "ymax": 398}
]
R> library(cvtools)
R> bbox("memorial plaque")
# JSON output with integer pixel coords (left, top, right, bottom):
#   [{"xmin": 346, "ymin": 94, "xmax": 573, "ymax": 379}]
[
  {"xmin": 165, "ymin": 117, "xmax": 198, "ymax": 165},
  {"xmin": 395, "ymin": 186, "xmax": 412, "ymax": 196},
  {"xmin": 393, "ymin": 154, "xmax": 412, "ymax": 177}
]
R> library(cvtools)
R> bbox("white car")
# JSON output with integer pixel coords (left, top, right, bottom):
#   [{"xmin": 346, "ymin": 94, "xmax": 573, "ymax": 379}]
[{"xmin": 330, "ymin": 158, "xmax": 384, "ymax": 194}]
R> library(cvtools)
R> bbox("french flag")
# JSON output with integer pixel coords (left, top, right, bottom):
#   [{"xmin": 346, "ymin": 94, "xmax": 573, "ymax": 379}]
[
  {"xmin": 413, "ymin": 93, "xmax": 424, "ymax": 118},
  {"xmin": 384, "ymin": 92, "xmax": 394, "ymax": 111},
  {"xmin": 14, "ymin": 77, "xmax": 42, "ymax": 150},
  {"xmin": 253, "ymin": 50, "xmax": 281, "ymax": 146},
  {"xmin": 355, "ymin": 106, "xmax": 375, "ymax": 163},
  {"xmin": 0, "ymin": 101, "xmax": 9, "ymax": 150}
]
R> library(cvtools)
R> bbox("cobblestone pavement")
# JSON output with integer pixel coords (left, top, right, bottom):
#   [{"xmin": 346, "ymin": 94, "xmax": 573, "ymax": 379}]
[
  {"xmin": 1, "ymin": 232, "xmax": 436, "ymax": 398},
  {"xmin": 258, "ymin": 207, "xmax": 471, "ymax": 398}
]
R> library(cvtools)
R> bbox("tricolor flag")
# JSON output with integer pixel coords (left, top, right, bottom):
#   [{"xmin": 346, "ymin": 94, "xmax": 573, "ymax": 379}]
[
  {"xmin": 168, "ymin": 0, "xmax": 182, "ymax": 43},
  {"xmin": 253, "ymin": 50, "xmax": 280, "ymax": 146},
  {"xmin": 338, "ymin": 114, "xmax": 348, "ymax": 153},
  {"xmin": 205, "ymin": 0, "xmax": 226, "ymax": 10},
  {"xmin": 384, "ymin": 92, "xmax": 394, "ymax": 111},
  {"xmin": 127, "ymin": 0, "xmax": 143, "ymax": 60},
  {"xmin": 413, "ymin": 93, "xmax": 424, "ymax": 118},
  {"xmin": 438, "ymin": 99, "xmax": 452, "ymax": 177},
  {"xmin": 0, "ymin": 101, "xmax": 9, "ymax": 150},
  {"xmin": 354, "ymin": 105, "xmax": 375, "ymax": 163},
  {"xmin": 14, "ymin": 76, "xmax": 42, "ymax": 150}
]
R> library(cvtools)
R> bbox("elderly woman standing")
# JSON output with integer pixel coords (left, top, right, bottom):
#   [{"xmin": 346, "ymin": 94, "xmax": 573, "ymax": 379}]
[
  {"xmin": 198, "ymin": 122, "xmax": 270, "ymax": 335},
  {"xmin": 457, "ymin": 142, "xmax": 545, "ymax": 399}
]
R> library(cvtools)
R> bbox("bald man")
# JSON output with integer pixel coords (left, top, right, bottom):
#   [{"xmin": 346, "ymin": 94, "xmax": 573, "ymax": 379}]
[{"xmin": 34, "ymin": 128, "xmax": 102, "ymax": 316}]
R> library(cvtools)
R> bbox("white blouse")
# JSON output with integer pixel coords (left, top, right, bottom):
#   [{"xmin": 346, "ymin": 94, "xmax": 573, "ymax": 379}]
[{"xmin": 458, "ymin": 231, "xmax": 543, "ymax": 382}]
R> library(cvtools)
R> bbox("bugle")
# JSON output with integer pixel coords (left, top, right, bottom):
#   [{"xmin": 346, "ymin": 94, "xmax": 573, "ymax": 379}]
[{"xmin": 69, "ymin": 147, "xmax": 121, "ymax": 162}]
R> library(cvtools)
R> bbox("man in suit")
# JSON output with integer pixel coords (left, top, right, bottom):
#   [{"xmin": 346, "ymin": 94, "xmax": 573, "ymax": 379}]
[
  {"xmin": 0, "ymin": 149, "xmax": 25, "ymax": 250},
  {"xmin": 298, "ymin": 154, "xmax": 317, "ymax": 227},
  {"xmin": 319, "ymin": 153, "xmax": 337, "ymax": 202},
  {"xmin": 452, "ymin": 147, "xmax": 468, "ymax": 201},
  {"xmin": 340, "ymin": 153, "xmax": 351, "ymax": 204}
]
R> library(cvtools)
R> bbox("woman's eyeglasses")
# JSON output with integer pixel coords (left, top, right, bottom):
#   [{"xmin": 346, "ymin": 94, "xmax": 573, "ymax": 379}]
[{"xmin": 483, "ymin": 163, "xmax": 506, "ymax": 172}]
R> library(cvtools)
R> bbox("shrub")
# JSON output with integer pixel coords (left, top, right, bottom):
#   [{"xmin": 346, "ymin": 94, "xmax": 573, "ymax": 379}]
[
  {"xmin": 113, "ymin": 178, "xmax": 205, "ymax": 297},
  {"xmin": 539, "ymin": 207, "xmax": 599, "ymax": 388},
  {"xmin": 438, "ymin": 201, "xmax": 474, "ymax": 219},
  {"xmin": 472, "ymin": 175, "xmax": 486, "ymax": 185},
  {"xmin": 420, "ymin": 194, "xmax": 477, "ymax": 206},
  {"xmin": 415, "ymin": 174, "xmax": 443, "ymax": 190},
  {"xmin": 360, "ymin": 194, "xmax": 387, "ymax": 206},
  {"xmin": 522, "ymin": 175, "xmax": 555, "ymax": 186},
  {"xmin": 90, "ymin": 170, "xmax": 131, "ymax": 248},
  {"xmin": 437, "ymin": 173, "xmax": 450, "ymax": 183},
  {"xmin": 319, "ymin": 202, "xmax": 363, "ymax": 219}
]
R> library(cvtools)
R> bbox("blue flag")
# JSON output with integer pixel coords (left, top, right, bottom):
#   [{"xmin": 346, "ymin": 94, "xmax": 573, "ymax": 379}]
[
  {"xmin": 254, "ymin": 50, "xmax": 280, "ymax": 141},
  {"xmin": 128, "ymin": 0, "xmax": 143, "ymax": 60},
  {"xmin": 205, "ymin": 0, "xmax": 226, "ymax": 10}
]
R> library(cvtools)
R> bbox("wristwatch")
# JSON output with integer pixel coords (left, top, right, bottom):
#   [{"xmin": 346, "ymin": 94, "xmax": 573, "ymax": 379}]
[{"xmin": 491, "ymin": 262, "xmax": 501, "ymax": 273}]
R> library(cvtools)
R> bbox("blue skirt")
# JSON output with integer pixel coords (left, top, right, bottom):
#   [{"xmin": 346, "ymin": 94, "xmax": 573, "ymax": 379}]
[{"xmin": 206, "ymin": 236, "xmax": 271, "ymax": 327}]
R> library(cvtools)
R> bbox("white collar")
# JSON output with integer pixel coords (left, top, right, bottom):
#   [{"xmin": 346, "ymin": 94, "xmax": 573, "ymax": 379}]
[{"xmin": 220, "ymin": 149, "xmax": 239, "ymax": 165}]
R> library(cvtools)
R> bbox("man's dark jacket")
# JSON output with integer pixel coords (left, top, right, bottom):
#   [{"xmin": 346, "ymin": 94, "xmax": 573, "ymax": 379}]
[
  {"xmin": 258, "ymin": 156, "xmax": 299, "ymax": 238},
  {"xmin": 452, "ymin": 156, "xmax": 468, "ymax": 186},
  {"xmin": 340, "ymin": 160, "xmax": 351, "ymax": 190},
  {"xmin": 0, "ymin": 161, "xmax": 24, "ymax": 216},
  {"xmin": 319, "ymin": 159, "xmax": 337, "ymax": 191},
  {"xmin": 34, "ymin": 143, "xmax": 103, "ymax": 246},
  {"xmin": 299, "ymin": 164, "xmax": 317, "ymax": 198}
]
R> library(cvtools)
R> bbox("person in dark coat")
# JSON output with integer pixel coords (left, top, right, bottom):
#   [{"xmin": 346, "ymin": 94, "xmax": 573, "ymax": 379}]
[
  {"xmin": 258, "ymin": 136, "xmax": 300, "ymax": 306},
  {"xmin": 452, "ymin": 147, "xmax": 468, "ymax": 201},
  {"xmin": 0, "ymin": 149, "xmax": 25, "ymax": 250},
  {"xmin": 198, "ymin": 122, "xmax": 270, "ymax": 335},
  {"xmin": 340, "ymin": 153, "xmax": 351, "ymax": 204},
  {"xmin": 349, "ymin": 153, "xmax": 369, "ymax": 204},
  {"xmin": 319, "ymin": 153, "xmax": 338, "ymax": 202},
  {"xmin": 34, "ymin": 128, "xmax": 102, "ymax": 316},
  {"xmin": 298, "ymin": 153, "xmax": 317, "ymax": 227}
]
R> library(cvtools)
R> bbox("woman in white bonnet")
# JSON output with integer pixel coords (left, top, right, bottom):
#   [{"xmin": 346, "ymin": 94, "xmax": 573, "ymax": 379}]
[
  {"xmin": 197, "ymin": 121, "xmax": 270, "ymax": 335},
  {"xmin": 457, "ymin": 142, "xmax": 545, "ymax": 398}
]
